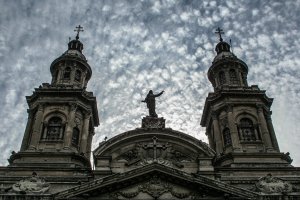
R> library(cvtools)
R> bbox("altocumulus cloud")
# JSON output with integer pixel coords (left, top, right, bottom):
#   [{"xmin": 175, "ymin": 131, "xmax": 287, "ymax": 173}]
[{"xmin": 0, "ymin": 0, "xmax": 299, "ymax": 166}]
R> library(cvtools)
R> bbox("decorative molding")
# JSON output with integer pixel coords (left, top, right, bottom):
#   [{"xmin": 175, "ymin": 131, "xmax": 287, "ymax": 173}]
[
  {"xmin": 110, "ymin": 175, "xmax": 195, "ymax": 199},
  {"xmin": 226, "ymin": 104, "xmax": 233, "ymax": 112},
  {"xmin": 211, "ymin": 111, "xmax": 218, "ymax": 120},
  {"xmin": 118, "ymin": 138, "xmax": 195, "ymax": 168},
  {"xmin": 139, "ymin": 175, "xmax": 171, "ymax": 198},
  {"xmin": 220, "ymin": 117, "xmax": 228, "ymax": 127},
  {"xmin": 74, "ymin": 117, "xmax": 81, "ymax": 126},
  {"xmin": 70, "ymin": 103, "xmax": 77, "ymax": 112}
]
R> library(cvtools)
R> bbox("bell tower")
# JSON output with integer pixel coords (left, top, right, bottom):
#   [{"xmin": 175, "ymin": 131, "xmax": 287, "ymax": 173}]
[
  {"xmin": 201, "ymin": 28, "xmax": 291, "ymax": 167},
  {"xmin": 9, "ymin": 26, "xmax": 99, "ymax": 174}
]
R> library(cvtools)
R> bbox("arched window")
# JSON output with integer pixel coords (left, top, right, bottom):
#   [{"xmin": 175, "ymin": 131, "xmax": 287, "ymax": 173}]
[
  {"xmin": 75, "ymin": 70, "xmax": 81, "ymax": 81},
  {"xmin": 63, "ymin": 67, "xmax": 71, "ymax": 80},
  {"xmin": 239, "ymin": 118, "xmax": 256, "ymax": 141},
  {"xmin": 45, "ymin": 117, "xmax": 64, "ymax": 141},
  {"xmin": 229, "ymin": 69, "xmax": 238, "ymax": 84},
  {"xmin": 219, "ymin": 71, "xmax": 226, "ymax": 85},
  {"xmin": 223, "ymin": 128, "xmax": 232, "ymax": 146},
  {"xmin": 72, "ymin": 127, "xmax": 80, "ymax": 146}
]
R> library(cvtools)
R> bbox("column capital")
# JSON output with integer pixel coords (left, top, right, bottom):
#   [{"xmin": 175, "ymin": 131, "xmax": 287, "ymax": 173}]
[
  {"xmin": 37, "ymin": 103, "xmax": 45, "ymax": 111},
  {"xmin": 266, "ymin": 111, "xmax": 273, "ymax": 120},
  {"xmin": 27, "ymin": 109, "xmax": 34, "ymax": 117},
  {"xmin": 256, "ymin": 104, "xmax": 264, "ymax": 113},
  {"xmin": 69, "ymin": 103, "xmax": 77, "ymax": 112},
  {"xmin": 226, "ymin": 104, "xmax": 233, "ymax": 112},
  {"xmin": 211, "ymin": 111, "xmax": 218, "ymax": 120},
  {"xmin": 83, "ymin": 110, "xmax": 92, "ymax": 119}
]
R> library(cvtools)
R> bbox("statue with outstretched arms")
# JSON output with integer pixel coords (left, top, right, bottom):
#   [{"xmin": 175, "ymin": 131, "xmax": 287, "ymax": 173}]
[{"xmin": 142, "ymin": 90, "xmax": 164, "ymax": 118}]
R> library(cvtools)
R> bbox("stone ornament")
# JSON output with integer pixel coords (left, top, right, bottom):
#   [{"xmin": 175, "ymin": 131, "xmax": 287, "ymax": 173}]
[
  {"xmin": 118, "ymin": 137, "xmax": 195, "ymax": 169},
  {"xmin": 255, "ymin": 174, "xmax": 293, "ymax": 194},
  {"xmin": 142, "ymin": 117, "xmax": 165, "ymax": 129},
  {"xmin": 110, "ymin": 175, "xmax": 193, "ymax": 199},
  {"xmin": 12, "ymin": 172, "xmax": 50, "ymax": 194}
]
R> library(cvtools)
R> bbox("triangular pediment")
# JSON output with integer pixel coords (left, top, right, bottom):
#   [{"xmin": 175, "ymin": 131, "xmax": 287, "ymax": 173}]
[{"xmin": 55, "ymin": 163, "xmax": 257, "ymax": 200}]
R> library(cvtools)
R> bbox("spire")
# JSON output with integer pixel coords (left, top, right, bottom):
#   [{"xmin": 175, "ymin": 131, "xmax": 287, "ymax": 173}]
[
  {"xmin": 214, "ymin": 27, "xmax": 231, "ymax": 54},
  {"xmin": 68, "ymin": 25, "xmax": 84, "ymax": 52}
]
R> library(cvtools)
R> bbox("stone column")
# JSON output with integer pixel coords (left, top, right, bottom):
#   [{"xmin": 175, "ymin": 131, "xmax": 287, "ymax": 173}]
[
  {"xmin": 206, "ymin": 128, "xmax": 214, "ymax": 149},
  {"xmin": 20, "ymin": 109, "xmax": 34, "ymax": 151},
  {"xmin": 86, "ymin": 127, "xmax": 94, "ymax": 159},
  {"xmin": 238, "ymin": 71, "xmax": 244, "ymax": 86},
  {"xmin": 227, "ymin": 105, "xmax": 240, "ymax": 151},
  {"xmin": 56, "ymin": 65, "xmax": 64, "ymax": 84},
  {"xmin": 81, "ymin": 111, "xmax": 91, "ymax": 156},
  {"xmin": 257, "ymin": 106, "xmax": 273, "ymax": 151},
  {"xmin": 29, "ymin": 104, "xmax": 44, "ymax": 150},
  {"xmin": 64, "ymin": 103, "xmax": 77, "ymax": 149},
  {"xmin": 266, "ymin": 111, "xmax": 280, "ymax": 152},
  {"xmin": 82, "ymin": 71, "xmax": 87, "ymax": 88},
  {"xmin": 212, "ymin": 112, "xmax": 222, "ymax": 155},
  {"xmin": 224, "ymin": 68, "xmax": 229, "ymax": 85}
]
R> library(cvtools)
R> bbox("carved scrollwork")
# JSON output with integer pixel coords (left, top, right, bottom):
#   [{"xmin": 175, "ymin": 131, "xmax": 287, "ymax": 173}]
[
  {"xmin": 255, "ymin": 174, "xmax": 293, "ymax": 194},
  {"xmin": 139, "ymin": 175, "xmax": 171, "ymax": 198},
  {"xmin": 220, "ymin": 117, "xmax": 228, "ymax": 127},
  {"xmin": 118, "ymin": 140, "xmax": 195, "ymax": 169},
  {"xmin": 12, "ymin": 172, "xmax": 50, "ymax": 194},
  {"xmin": 110, "ymin": 176, "xmax": 201, "ymax": 199}
]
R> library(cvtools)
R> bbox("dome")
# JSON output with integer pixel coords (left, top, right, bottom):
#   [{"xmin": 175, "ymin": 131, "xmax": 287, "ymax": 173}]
[
  {"xmin": 61, "ymin": 48, "xmax": 87, "ymax": 62},
  {"xmin": 213, "ymin": 50, "xmax": 237, "ymax": 63}
]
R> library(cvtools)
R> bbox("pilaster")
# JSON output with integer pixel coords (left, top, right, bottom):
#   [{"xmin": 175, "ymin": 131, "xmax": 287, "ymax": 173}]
[
  {"xmin": 64, "ymin": 103, "xmax": 77, "ymax": 150},
  {"xmin": 226, "ymin": 104, "xmax": 240, "ymax": 151},
  {"xmin": 266, "ymin": 111, "xmax": 280, "ymax": 152},
  {"xmin": 20, "ymin": 109, "xmax": 34, "ymax": 151},
  {"xmin": 81, "ymin": 111, "xmax": 91, "ymax": 156},
  {"xmin": 28, "ymin": 103, "xmax": 44, "ymax": 150},
  {"xmin": 257, "ymin": 105, "xmax": 273, "ymax": 151},
  {"xmin": 212, "ymin": 112, "xmax": 222, "ymax": 155}
]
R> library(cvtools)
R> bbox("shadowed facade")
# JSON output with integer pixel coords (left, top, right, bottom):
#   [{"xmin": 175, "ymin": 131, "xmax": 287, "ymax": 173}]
[{"xmin": 0, "ymin": 27, "xmax": 299, "ymax": 200}]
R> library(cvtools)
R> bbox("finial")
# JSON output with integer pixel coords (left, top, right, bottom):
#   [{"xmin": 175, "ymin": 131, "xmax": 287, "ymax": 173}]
[
  {"xmin": 215, "ymin": 27, "xmax": 224, "ymax": 42},
  {"xmin": 74, "ymin": 25, "xmax": 84, "ymax": 40}
]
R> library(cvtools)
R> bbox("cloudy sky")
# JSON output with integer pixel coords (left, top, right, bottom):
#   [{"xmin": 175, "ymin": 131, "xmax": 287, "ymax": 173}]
[{"xmin": 0, "ymin": 0, "xmax": 299, "ymax": 166}]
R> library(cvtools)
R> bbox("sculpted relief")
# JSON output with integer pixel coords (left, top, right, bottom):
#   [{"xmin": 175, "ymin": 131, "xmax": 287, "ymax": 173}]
[
  {"xmin": 12, "ymin": 172, "xmax": 50, "ymax": 194},
  {"xmin": 109, "ymin": 175, "xmax": 204, "ymax": 200},
  {"xmin": 255, "ymin": 174, "xmax": 293, "ymax": 194},
  {"xmin": 117, "ymin": 137, "xmax": 197, "ymax": 169}
]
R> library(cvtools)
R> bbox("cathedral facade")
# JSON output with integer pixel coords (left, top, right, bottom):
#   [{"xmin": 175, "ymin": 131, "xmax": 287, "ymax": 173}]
[{"xmin": 0, "ymin": 27, "xmax": 299, "ymax": 200}]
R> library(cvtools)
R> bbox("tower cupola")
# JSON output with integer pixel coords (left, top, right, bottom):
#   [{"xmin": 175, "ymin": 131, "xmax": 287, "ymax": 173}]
[
  {"xmin": 50, "ymin": 25, "xmax": 92, "ymax": 88},
  {"xmin": 207, "ymin": 28, "xmax": 248, "ymax": 90}
]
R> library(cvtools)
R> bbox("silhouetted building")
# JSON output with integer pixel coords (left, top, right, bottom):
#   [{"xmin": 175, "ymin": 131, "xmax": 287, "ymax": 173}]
[{"xmin": 0, "ymin": 27, "xmax": 299, "ymax": 200}]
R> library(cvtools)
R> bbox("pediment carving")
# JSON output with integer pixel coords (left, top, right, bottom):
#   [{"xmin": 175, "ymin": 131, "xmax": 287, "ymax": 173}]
[
  {"xmin": 255, "ymin": 174, "xmax": 293, "ymax": 194},
  {"xmin": 117, "ymin": 137, "xmax": 196, "ymax": 169},
  {"xmin": 109, "ymin": 175, "xmax": 203, "ymax": 200},
  {"xmin": 12, "ymin": 172, "xmax": 50, "ymax": 194}
]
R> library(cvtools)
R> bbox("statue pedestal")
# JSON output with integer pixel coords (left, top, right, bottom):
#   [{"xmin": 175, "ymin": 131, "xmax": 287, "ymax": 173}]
[{"xmin": 142, "ymin": 117, "xmax": 165, "ymax": 129}]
